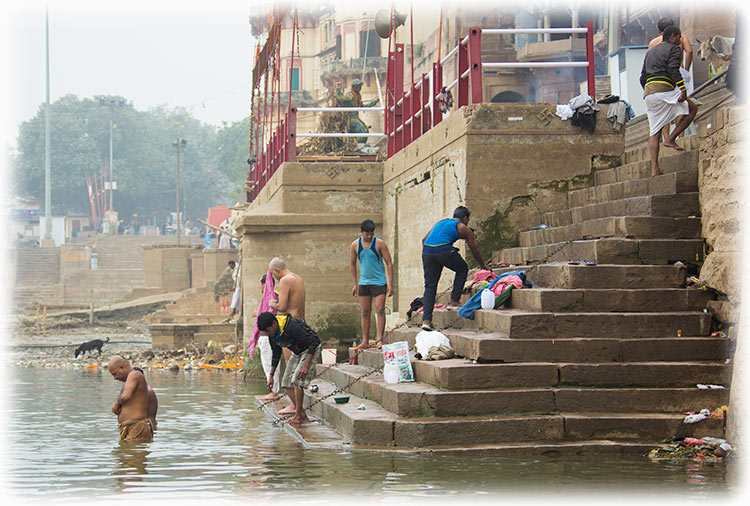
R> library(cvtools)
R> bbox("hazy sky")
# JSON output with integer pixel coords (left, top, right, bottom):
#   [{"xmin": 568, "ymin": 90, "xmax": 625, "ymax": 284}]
[{"xmin": 3, "ymin": 0, "xmax": 256, "ymax": 146}]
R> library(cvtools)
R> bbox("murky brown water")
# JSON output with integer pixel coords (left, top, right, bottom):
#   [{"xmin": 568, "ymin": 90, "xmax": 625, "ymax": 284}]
[{"xmin": 6, "ymin": 366, "xmax": 735, "ymax": 501}]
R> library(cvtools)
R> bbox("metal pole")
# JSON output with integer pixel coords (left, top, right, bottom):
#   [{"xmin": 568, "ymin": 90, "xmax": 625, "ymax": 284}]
[
  {"xmin": 176, "ymin": 139, "xmax": 181, "ymax": 246},
  {"xmin": 44, "ymin": 4, "xmax": 52, "ymax": 241},
  {"xmin": 109, "ymin": 107, "xmax": 114, "ymax": 214}
]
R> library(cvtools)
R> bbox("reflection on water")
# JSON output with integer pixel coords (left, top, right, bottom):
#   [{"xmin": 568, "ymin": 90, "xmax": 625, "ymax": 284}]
[{"xmin": 7, "ymin": 367, "xmax": 732, "ymax": 500}]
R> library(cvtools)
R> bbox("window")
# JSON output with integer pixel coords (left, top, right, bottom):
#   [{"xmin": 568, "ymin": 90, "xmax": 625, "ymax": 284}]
[
  {"xmin": 359, "ymin": 29, "xmax": 379, "ymax": 57},
  {"xmin": 291, "ymin": 68, "xmax": 300, "ymax": 91}
]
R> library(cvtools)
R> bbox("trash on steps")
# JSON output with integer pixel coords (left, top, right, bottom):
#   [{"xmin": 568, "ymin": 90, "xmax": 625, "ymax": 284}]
[{"xmin": 648, "ymin": 436, "xmax": 732, "ymax": 462}]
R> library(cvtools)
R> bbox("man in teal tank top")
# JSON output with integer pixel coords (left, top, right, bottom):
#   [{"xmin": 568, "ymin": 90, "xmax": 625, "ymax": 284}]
[
  {"xmin": 421, "ymin": 206, "xmax": 487, "ymax": 330},
  {"xmin": 349, "ymin": 219, "xmax": 394, "ymax": 347}
]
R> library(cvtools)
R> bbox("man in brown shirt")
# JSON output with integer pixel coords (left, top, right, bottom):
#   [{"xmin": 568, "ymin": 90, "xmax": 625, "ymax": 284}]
[{"xmin": 109, "ymin": 356, "xmax": 153, "ymax": 442}]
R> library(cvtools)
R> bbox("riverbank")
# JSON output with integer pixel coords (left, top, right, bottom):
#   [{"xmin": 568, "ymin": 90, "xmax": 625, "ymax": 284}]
[{"xmin": 6, "ymin": 320, "xmax": 251, "ymax": 373}]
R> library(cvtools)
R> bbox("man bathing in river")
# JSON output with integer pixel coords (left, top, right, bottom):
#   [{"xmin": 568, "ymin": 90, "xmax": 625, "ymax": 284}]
[
  {"xmin": 108, "ymin": 356, "xmax": 153, "ymax": 442},
  {"xmin": 266, "ymin": 257, "xmax": 306, "ymax": 415},
  {"xmin": 257, "ymin": 311, "xmax": 322, "ymax": 425},
  {"xmin": 133, "ymin": 366, "xmax": 158, "ymax": 430}
]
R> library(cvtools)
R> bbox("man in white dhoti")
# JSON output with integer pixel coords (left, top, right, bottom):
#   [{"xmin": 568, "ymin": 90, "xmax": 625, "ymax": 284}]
[
  {"xmin": 648, "ymin": 18, "xmax": 696, "ymax": 138},
  {"xmin": 640, "ymin": 25, "xmax": 698, "ymax": 176}
]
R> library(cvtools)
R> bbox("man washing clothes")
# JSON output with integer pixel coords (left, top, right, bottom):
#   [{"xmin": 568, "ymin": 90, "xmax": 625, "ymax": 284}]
[
  {"xmin": 267, "ymin": 257, "xmax": 306, "ymax": 415},
  {"xmin": 421, "ymin": 206, "xmax": 487, "ymax": 331},
  {"xmin": 640, "ymin": 25, "xmax": 698, "ymax": 177},
  {"xmin": 256, "ymin": 311, "xmax": 322, "ymax": 426}
]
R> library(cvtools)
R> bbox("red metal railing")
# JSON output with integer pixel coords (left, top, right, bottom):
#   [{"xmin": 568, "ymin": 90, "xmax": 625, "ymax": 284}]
[
  {"xmin": 385, "ymin": 22, "xmax": 595, "ymax": 158},
  {"xmin": 248, "ymin": 20, "xmax": 596, "ymax": 202}
]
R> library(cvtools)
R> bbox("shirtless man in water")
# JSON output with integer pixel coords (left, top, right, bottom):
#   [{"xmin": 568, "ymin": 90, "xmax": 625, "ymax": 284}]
[
  {"xmin": 267, "ymin": 257, "xmax": 306, "ymax": 415},
  {"xmin": 133, "ymin": 366, "xmax": 158, "ymax": 430},
  {"xmin": 109, "ymin": 356, "xmax": 153, "ymax": 442}
]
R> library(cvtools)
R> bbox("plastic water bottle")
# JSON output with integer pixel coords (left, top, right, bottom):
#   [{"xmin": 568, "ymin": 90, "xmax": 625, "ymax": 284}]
[{"xmin": 480, "ymin": 288, "xmax": 495, "ymax": 309}]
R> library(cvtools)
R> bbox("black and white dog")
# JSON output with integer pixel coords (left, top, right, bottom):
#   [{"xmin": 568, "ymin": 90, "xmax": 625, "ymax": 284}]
[{"xmin": 74, "ymin": 337, "xmax": 110, "ymax": 358}]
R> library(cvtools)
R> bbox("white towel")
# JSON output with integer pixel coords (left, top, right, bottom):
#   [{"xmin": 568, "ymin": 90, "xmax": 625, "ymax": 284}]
[{"xmin": 645, "ymin": 88, "xmax": 689, "ymax": 137}]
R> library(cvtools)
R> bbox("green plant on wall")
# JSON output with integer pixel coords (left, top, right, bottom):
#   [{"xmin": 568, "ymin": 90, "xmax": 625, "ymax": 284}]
[{"xmin": 471, "ymin": 208, "xmax": 519, "ymax": 268}]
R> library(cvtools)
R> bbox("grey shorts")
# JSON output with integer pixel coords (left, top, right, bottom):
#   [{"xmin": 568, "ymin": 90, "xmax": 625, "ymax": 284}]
[
  {"xmin": 281, "ymin": 345, "xmax": 322, "ymax": 389},
  {"xmin": 358, "ymin": 284, "xmax": 387, "ymax": 297}
]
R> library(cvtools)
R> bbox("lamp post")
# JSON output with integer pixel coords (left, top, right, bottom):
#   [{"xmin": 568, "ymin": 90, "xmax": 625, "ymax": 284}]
[
  {"xmin": 98, "ymin": 97, "xmax": 125, "ymax": 218},
  {"xmin": 173, "ymin": 138, "xmax": 187, "ymax": 246},
  {"xmin": 43, "ymin": 4, "xmax": 52, "ymax": 244}
]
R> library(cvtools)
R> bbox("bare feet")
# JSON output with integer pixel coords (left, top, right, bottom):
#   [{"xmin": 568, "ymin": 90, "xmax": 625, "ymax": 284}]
[
  {"xmin": 651, "ymin": 169, "xmax": 664, "ymax": 177},
  {"xmin": 288, "ymin": 413, "xmax": 311, "ymax": 425},
  {"xmin": 260, "ymin": 392, "xmax": 282, "ymax": 402},
  {"xmin": 662, "ymin": 140, "xmax": 684, "ymax": 151},
  {"xmin": 277, "ymin": 404, "xmax": 297, "ymax": 415}
]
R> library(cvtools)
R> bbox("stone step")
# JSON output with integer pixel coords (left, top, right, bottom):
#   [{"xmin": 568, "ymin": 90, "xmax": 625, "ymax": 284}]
[
  {"xmin": 508, "ymin": 287, "xmax": 712, "ymax": 312},
  {"xmin": 318, "ymin": 364, "xmax": 729, "ymax": 417},
  {"xmin": 494, "ymin": 238, "xmax": 704, "ymax": 266},
  {"xmin": 624, "ymin": 135, "xmax": 700, "ymax": 164},
  {"xmin": 428, "ymin": 309, "xmax": 711, "ymax": 339},
  {"xmin": 528, "ymin": 263, "xmax": 687, "ymax": 289},
  {"xmin": 543, "ymin": 193, "xmax": 700, "ymax": 227},
  {"xmin": 306, "ymin": 378, "xmax": 724, "ymax": 447},
  {"xmin": 572, "ymin": 169, "xmax": 698, "ymax": 208},
  {"xmin": 595, "ymin": 150, "xmax": 698, "ymax": 185},
  {"xmin": 519, "ymin": 216, "xmax": 701, "ymax": 248},
  {"xmin": 409, "ymin": 359, "xmax": 728, "ymax": 389},
  {"xmin": 386, "ymin": 328, "xmax": 727, "ymax": 363},
  {"xmin": 418, "ymin": 309, "xmax": 711, "ymax": 338}
]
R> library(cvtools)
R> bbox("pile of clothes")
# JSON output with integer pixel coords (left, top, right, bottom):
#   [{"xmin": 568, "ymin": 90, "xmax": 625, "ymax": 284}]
[
  {"xmin": 458, "ymin": 269, "xmax": 531, "ymax": 319},
  {"xmin": 555, "ymin": 93, "xmax": 600, "ymax": 133},
  {"xmin": 555, "ymin": 93, "xmax": 636, "ymax": 133}
]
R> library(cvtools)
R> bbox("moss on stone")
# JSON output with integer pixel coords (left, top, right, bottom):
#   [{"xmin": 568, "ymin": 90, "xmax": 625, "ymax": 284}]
[
  {"xmin": 311, "ymin": 309, "xmax": 360, "ymax": 344},
  {"xmin": 241, "ymin": 347, "xmax": 268, "ymax": 381},
  {"xmin": 591, "ymin": 154, "xmax": 622, "ymax": 170},
  {"xmin": 474, "ymin": 208, "xmax": 519, "ymax": 267}
]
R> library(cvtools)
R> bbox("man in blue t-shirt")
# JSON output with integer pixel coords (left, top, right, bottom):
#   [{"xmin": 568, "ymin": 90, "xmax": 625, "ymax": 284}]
[
  {"xmin": 421, "ymin": 206, "xmax": 487, "ymax": 331},
  {"xmin": 349, "ymin": 219, "xmax": 394, "ymax": 347}
]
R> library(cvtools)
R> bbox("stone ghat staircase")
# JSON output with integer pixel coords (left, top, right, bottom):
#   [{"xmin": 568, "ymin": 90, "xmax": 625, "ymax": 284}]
[
  {"xmin": 61, "ymin": 235, "xmax": 186, "ymax": 305},
  {"xmin": 302, "ymin": 136, "xmax": 731, "ymax": 452}
]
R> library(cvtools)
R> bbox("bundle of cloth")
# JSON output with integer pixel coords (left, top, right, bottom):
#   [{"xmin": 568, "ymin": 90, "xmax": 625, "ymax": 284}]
[{"xmin": 457, "ymin": 270, "xmax": 530, "ymax": 319}]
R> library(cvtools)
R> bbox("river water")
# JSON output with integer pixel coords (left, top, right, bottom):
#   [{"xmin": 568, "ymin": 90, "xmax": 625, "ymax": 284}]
[{"xmin": 5, "ymin": 366, "xmax": 736, "ymax": 502}]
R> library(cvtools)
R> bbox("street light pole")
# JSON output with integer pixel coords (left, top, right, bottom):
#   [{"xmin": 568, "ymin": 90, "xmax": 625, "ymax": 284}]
[
  {"xmin": 43, "ymin": 4, "xmax": 52, "ymax": 242},
  {"xmin": 109, "ymin": 110, "xmax": 114, "ymax": 212},
  {"xmin": 173, "ymin": 138, "xmax": 187, "ymax": 246}
]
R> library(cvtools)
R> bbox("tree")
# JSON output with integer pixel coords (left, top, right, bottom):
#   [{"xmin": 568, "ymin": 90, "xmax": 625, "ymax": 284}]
[
  {"xmin": 213, "ymin": 116, "xmax": 252, "ymax": 204},
  {"xmin": 10, "ymin": 94, "xmax": 240, "ymax": 225}
]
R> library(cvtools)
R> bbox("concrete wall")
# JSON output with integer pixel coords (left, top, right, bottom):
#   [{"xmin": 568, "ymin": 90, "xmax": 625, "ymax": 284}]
[
  {"xmin": 696, "ymin": 105, "xmax": 745, "ymax": 448},
  {"xmin": 382, "ymin": 103, "xmax": 625, "ymax": 311},
  {"xmin": 202, "ymin": 249, "xmax": 239, "ymax": 287},
  {"xmin": 237, "ymin": 161, "xmax": 384, "ymax": 345},
  {"xmin": 143, "ymin": 245, "xmax": 202, "ymax": 292}
]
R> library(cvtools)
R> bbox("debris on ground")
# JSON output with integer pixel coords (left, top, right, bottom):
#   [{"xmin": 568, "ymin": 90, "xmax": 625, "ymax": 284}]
[
  {"xmin": 648, "ymin": 436, "xmax": 733, "ymax": 463},
  {"xmin": 682, "ymin": 405, "xmax": 728, "ymax": 423}
]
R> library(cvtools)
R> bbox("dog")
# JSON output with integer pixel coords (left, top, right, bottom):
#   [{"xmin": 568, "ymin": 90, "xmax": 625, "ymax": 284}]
[{"xmin": 74, "ymin": 337, "xmax": 110, "ymax": 358}]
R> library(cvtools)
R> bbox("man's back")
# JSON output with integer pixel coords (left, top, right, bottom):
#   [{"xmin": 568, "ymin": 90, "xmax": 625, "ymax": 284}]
[{"xmin": 282, "ymin": 272, "xmax": 306, "ymax": 320}]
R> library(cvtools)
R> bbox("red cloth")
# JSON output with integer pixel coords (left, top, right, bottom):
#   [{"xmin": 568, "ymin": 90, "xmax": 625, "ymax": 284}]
[
  {"xmin": 249, "ymin": 270, "xmax": 276, "ymax": 358},
  {"xmin": 490, "ymin": 275, "xmax": 524, "ymax": 295},
  {"xmin": 472, "ymin": 270, "xmax": 496, "ymax": 284}
]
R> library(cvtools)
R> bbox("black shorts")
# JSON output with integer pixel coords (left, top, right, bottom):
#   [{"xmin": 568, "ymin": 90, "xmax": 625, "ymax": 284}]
[{"xmin": 358, "ymin": 284, "xmax": 387, "ymax": 297}]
